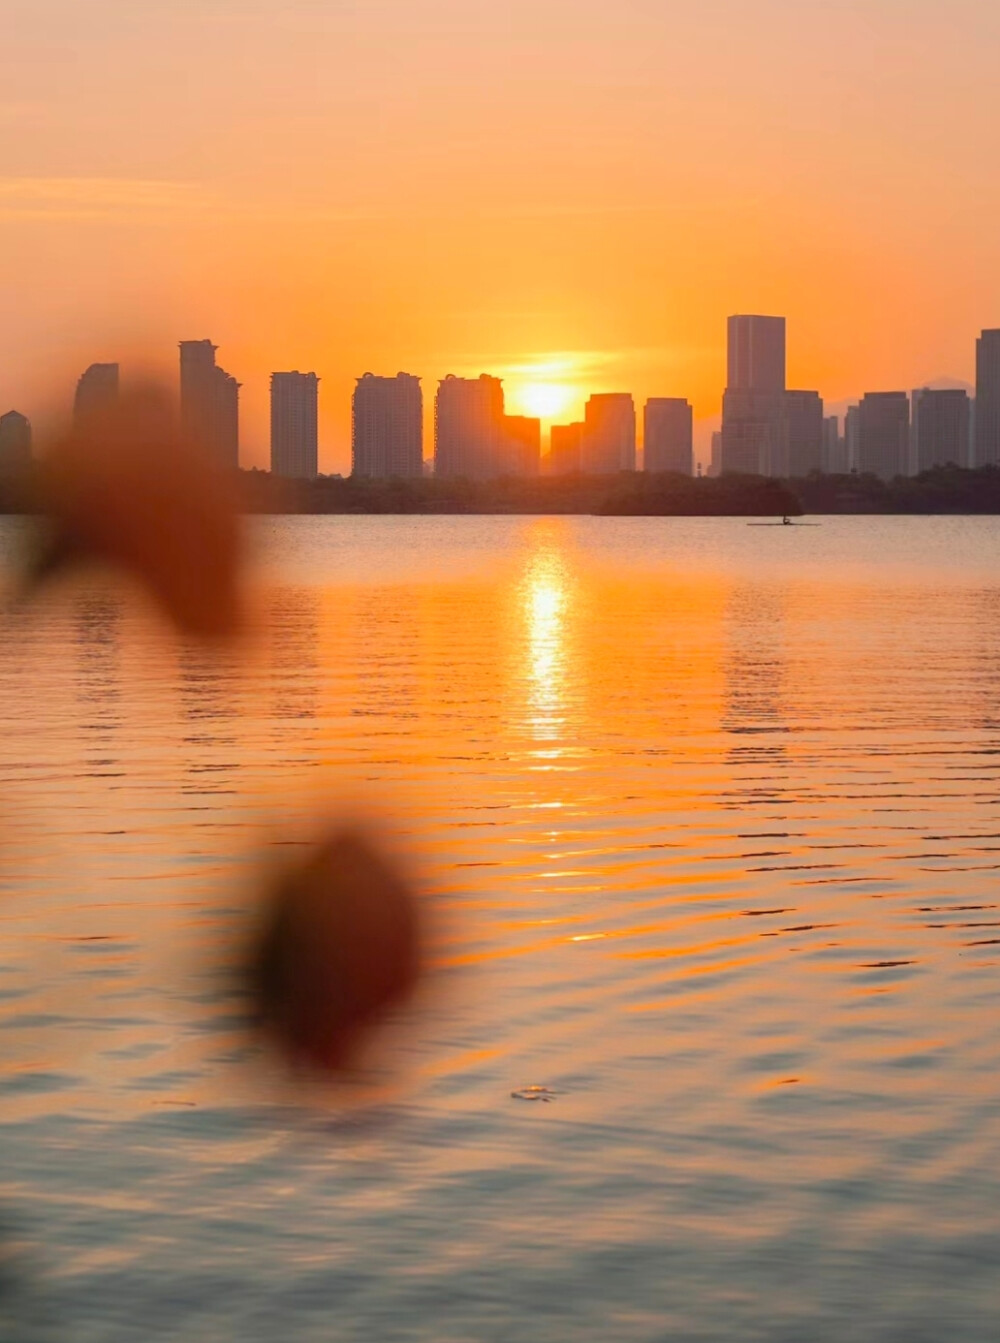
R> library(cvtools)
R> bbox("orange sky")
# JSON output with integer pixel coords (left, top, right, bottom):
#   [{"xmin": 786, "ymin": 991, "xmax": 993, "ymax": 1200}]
[{"xmin": 2, "ymin": 0, "xmax": 999, "ymax": 470}]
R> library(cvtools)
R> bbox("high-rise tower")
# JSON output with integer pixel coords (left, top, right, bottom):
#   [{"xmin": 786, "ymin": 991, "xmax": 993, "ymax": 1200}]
[
  {"xmin": 581, "ymin": 394, "xmax": 636, "ymax": 473},
  {"xmin": 434, "ymin": 375, "xmax": 506, "ymax": 478},
  {"xmin": 726, "ymin": 315, "xmax": 786, "ymax": 393},
  {"xmin": 0, "ymin": 410, "xmax": 31, "ymax": 468},
  {"xmin": 974, "ymin": 329, "xmax": 1000, "ymax": 466},
  {"xmin": 179, "ymin": 340, "xmax": 240, "ymax": 470},
  {"xmin": 855, "ymin": 392, "xmax": 910, "ymax": 480},
  {"xmin": 74, "ymin": 363, "xmax": 119, "ymax": 425},
  {"xmin": 721, "ymin": 315, "xmax": 787, "ymax": 474},
  {"xmin": 352, "ymin": 373, "xmax": 423, "ymax": 478},
  {"xmin": 912, "ymin": 388, "xmax": 971, "ymax": 472},
  {"xmin": 271, "ymin": 372, "xmax": 319, "ymax": 479},
  {"xmin": 644, "ymin": 398, "xmax": 693, "ymax": 474}
]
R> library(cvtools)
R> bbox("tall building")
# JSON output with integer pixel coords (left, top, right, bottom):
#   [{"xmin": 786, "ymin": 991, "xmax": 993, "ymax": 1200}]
[
  {"xmin": 845, "ymin": 404, "xmax": 860, "ymax": 472},
  {"xmin": 549, "ymin": 422, "xmax": 582, "ymax": 475},
  {"xmin": 721, "ymin": 315, "xmax": 786, "ymax": 474},
  {"xmin": 855, "ymin": 392, "xmax": 910, "ymax": 480},
  {"xmin": 271, "ymin": 372, "xmax": 319, "ymax": 479},
  {"xmin": 781, "ymin": 390, "xmax": 824, "ymax": 477},
  {"xmin": 434, "ymin": 375, "xmax": 506, "ymax": 478},
  {"xmin": 179, "ymin": 340, "xmax": 240, "ymax": 470},
  {"xmin": 74, "ymin": 363, "xmax": 119, "ymax": 425},
  {"xmin": 0, "ymin": 410, "xmax": 31, "ymax": 468},
  {"xmin": 644, "ymin": 398, "xmax": 693, "ymax": 474},
  {"xmin": 911, "ymin": 388, "xmax": 971, "ymax": 472},
  {"xmin": 822, "ymin": 415, "xmax": 846, "ymax": 473},
  {"xmin": 503, "ymin": 415, "xmax": 541, "ymax": 476},
  {"xmin": 974, "ymin": 329, "xmax": 1000, "ymax": 466},
  {"xmin": 352, "ymin": 373, "xmax": 422, "ymax": 478},
  {"xmin": 721, "ymin": 389, "xmax": 784, "ymax": 473},
  {"xmin": 581, "ymin": 394, "xmax": 636, "ymax": 473},
  {"xmin": 727, "ymin": 315, "xmax": 786, "ymax": 393},
  {"xmin": 708, "ymin": 430, "xmax": 723, "ymax": 477}
]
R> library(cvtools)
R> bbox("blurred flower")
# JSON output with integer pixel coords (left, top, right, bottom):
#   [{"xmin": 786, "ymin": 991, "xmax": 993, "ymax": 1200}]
[
  {"xmin": 23, "ymin": 385, "xmax": 242, "ymax": 638},
  {"xmin": 251, "ymin": 830, "xmax": 423, "ymax": 1072}
]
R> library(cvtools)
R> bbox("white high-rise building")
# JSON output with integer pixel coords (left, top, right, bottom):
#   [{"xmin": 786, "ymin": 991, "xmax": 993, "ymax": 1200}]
[{"xmin": 271, "ymin": 372, "xmax": 319, "ymax": 479}]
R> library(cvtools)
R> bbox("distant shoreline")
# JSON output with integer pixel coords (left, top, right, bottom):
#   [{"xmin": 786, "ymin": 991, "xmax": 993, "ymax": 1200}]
[
  {"xmin": 7, "ymin": 464, "xmax": 1000, "ymax": 518},
  {"xmin": 237, "ymin": 465, "xmax": 1000, "ymax": 517}
]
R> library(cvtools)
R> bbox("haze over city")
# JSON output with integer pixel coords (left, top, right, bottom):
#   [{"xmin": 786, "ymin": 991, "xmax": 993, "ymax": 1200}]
[{"xmin": 3, "ymin": 0, "xmax": 1000, "ymax": 470}]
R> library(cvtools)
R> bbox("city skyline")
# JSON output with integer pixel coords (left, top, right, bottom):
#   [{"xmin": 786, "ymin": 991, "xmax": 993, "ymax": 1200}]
[
  {"xmin": 1, "ymin": 324, "xmax": 990, "ymax": 477},
  {"xmin": 3, "ymin": 319, "xmax": 1000, "ymax": 480}
]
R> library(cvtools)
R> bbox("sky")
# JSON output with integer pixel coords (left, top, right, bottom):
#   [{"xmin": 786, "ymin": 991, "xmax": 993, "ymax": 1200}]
[{"xmin": 2, "ymin": 0, "xmax": 999, "ymax": 470}]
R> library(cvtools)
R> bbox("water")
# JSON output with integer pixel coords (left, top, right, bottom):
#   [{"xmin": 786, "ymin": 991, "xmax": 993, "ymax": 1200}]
[{"xmin": 0, "ymin": 514, "xmax": 999, "ymax": 1341}]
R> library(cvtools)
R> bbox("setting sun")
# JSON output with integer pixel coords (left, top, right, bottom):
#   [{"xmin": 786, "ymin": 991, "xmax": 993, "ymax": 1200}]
[{"xmin": 512, "ymin": 382, "xmax": 576, "ymax": 421}]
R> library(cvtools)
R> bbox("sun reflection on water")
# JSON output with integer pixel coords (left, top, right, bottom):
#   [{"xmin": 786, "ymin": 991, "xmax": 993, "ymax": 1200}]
[{"xmin": 519, "ymin": 531, "xmax": 572, "ymax": 751}]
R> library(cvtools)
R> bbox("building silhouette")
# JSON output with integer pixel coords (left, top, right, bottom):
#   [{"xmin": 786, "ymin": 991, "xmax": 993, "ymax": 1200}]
[
  {"xmin": 721, "ymin": 315, "xmax": 786, "ymax": 474},
  {"xmin": 352, "ymin": 373, "xmax": 423, "ymax": 478},
  {"xmin": 434, "ymin": 375, "xmax": 507, "ymax": 478},
  {"xmin": 503, "ymin": 415, "xmax": 542, "ymax": 476},
  {"xmin": 845, "ymin": 405, "xmax": 859, "ymax": 472},
  {"xmin": 974, "ymin": 329, "xmax": 1000, "ymax": 467},
  {"xmin": 271, "ymin": 372, "xmax": 319, "ymax": 479},
  {"xmin": 911, "ymin": 387, "xmax": 971, "ymax": 472},
  {"xmin": 822, "ymin": 415, "xmax": 847, "ymax": 473},
  {"xmin": 727, "ymin": 314, "xmax": 786, "ymax": 393},
  {"xmin": 581, "ymin": 393, "xmax": 636, "ymax": 473},
  {"xmin": 781, "ymin": 390, "xmax": 823, "ymax": 476},
  {"xmin": 179, "ymin": 340, "xmax": 240, "ymax": 470},
  {"xmin": 708, "ymin": 430, "xmax": 722, "ymax": 477},
  {"xmin": 549, "ymin": 422, "xmax": 583, "ymax": 474},
  {"xmin": 74, "ymin": 363, "xmax": 119, "ymax": 425},
  {"xmin": 0, "ymin": 410, "xmax": 31, "ymax": 468},
  {"xmin": 855, "ymin": 392, "xmax": 910, "ymax": 479},
  {"xmin": 644, "ymin": 398, "xmax": 693, "ymax": 474},
  {"xmin": 721, "ymin": 316, "xmax": 824, "ymax": 476}
]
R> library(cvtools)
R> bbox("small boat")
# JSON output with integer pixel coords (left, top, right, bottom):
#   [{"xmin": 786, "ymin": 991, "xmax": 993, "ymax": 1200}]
[{"xmin": 748, "ymin": 517, "xmax": 820, "ymax": 526}]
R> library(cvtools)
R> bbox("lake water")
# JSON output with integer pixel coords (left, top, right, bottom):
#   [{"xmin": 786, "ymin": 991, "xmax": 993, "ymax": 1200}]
[{"xmin": 0, "ymin": 514, "xmax": 999, "ymax": 1341}]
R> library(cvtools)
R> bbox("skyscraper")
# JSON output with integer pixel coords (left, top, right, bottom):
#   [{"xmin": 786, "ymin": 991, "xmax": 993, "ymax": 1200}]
[
  {"xmin": 974, "ymin": 329, "xmax": 1000, "ymax": 466},
  {"xmin": 581, "ymin": 394, "xmax": 636, "ymax": 473},
  {"xmin": 434, "ymin": 375, "xmax": 506, "ymax": 478},
  {"xmin": 549, "ymin": 422, "xmax": 583, "ymax": 474},
  {"xmin": 74, "ymin": 363, "xmax": 119, "ymax": 425},
  {"xmin": 179, "ymin": 340, "xmax": 240, "ymax": 470},
  {"xmin": 502, "ymin": 415, "xmax": 542, "ymax": 476},
  {"xmin": 721, "ymin": 315, "xmax": 786, "ymax": 474},
  {"xmin": 271, "ymin": 372, "xmax": 319, "ymax": 479},
  {"xmin": 0, "ymin": 410, "xmax": 31, "ymax": 468},
  {"xmin": 781, "ymin": 390, "xmax": 824, "ymax": 477},
  {"xmin": 855, "ymin": 392, "xmax": 910, "ymax": 480},
  {"xmin": 352, "ymin": 373, "xmax": 423, "ymax": 478},
  {"xmin": 727, "ymin": 315, "xmax": 786, "ymax": 393},
  {"xmin": 911, "ymin": 388, "xmax": 971, "ymax": 472},
  {"xmin": 644, "ymin": 398, "xmax": 693, "ymax": 474},
  {"xmin": 822, "ymin": 415, "xmax": 847, "ymax": 473}
]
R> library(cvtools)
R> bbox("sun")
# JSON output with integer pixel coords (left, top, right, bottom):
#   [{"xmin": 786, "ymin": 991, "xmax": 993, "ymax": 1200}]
[{"xmin": 514, "ymin": 382, "xmax": 575, "ymax": 421}]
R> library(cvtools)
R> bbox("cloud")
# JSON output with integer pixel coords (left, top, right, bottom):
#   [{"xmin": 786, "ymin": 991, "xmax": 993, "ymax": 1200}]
[{"xmin": 0, "ymin": 177, "xmax": 206, "ymax": 222}]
